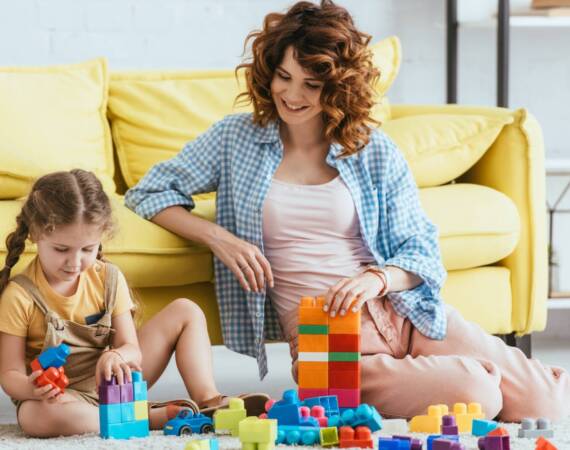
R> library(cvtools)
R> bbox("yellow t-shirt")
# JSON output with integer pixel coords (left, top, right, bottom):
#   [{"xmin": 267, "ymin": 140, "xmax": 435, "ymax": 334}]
[{"xmin": 0, "ymin": 257, "xmax": 133, "ymax": 365}]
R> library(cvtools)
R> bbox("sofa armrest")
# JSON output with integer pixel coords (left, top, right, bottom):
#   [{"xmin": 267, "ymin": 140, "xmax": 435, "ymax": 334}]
[{"xmin": 391, "ymin": 104, "xmax": 548, "ymax": 335}]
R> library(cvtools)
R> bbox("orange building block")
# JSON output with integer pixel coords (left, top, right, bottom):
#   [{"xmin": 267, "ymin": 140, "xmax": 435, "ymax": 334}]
[
  {"xmin": 299, "ymin": 297, "xmax": 328, "ymax": 325},
  {"xmin": 339, "ymin": 426, "xmax": 373, "ymax": 448},
  {"xmin": 299, "ymin": 334, "xmax": 329, "ymax": 353},
  {"xmin": 298, "ymin": 361, "xmax": 328, "ymax": 389},
  {"xmin": 488, "ymin": 427, "xmax": 509, "ymax": 437},
  {"xmin": 536, "ymin": 436, "xmax": 558, "ymax": 450},
  {"xmin": 329, "ymin": 334, "xmax": 360, "ymax": 352},
  {"xmin": 329, "ymin": 311, "xmax": 361, "ymax": 334}
]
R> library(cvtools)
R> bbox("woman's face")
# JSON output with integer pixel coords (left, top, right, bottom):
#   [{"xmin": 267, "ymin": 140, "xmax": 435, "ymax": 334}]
[{"xmin": 271, "ymin": 46, "xmax": 324, "ymax": 127}]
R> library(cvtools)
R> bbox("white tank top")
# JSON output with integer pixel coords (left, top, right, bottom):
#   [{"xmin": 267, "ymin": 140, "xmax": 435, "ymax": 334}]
[{"xmin": 262, "ymin": 176, "xmax": 375, "ymax": 339}]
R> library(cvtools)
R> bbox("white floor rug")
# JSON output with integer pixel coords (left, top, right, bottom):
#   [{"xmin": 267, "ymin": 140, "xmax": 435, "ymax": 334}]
[{"xmin": 0, "ymin": 419, "xmax": 566, "ymax": 450}]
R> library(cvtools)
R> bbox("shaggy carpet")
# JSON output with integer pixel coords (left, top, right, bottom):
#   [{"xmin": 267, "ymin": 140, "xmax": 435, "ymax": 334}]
[{"xmin": 0, "ymin": 418, "xmax": 566, "ymax": 450}]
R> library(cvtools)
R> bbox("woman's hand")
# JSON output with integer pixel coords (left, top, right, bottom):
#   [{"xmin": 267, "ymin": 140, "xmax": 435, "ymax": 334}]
[
  {"xmin": 95, "ymin": 350, "xmax": 132, "ymax": 386},
  {"xmin": 28, "ymin": 370, "xmax": 61, "ymax": 402},
  {"xmin": 208, "ymin": 226, "xmax": 274, "ymax": 293},
  {"xmin": 324, "ymin": 272, "xmax": 384, "ymax": 317}
]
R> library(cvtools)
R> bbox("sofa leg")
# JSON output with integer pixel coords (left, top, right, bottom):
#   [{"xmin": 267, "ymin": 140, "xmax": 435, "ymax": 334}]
[{"xmin": 503, "ymin": 333, "xmax": 532, "ymax": 358}]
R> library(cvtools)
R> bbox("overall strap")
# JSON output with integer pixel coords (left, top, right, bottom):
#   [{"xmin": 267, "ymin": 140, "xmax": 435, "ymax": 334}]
[
  {"xmin": 96, "ymin": 262, "xmax": 119, "ymax": 336},
  {"xmin": 11, "ymin": 275, "xmax": 65, "ymax": 331}
]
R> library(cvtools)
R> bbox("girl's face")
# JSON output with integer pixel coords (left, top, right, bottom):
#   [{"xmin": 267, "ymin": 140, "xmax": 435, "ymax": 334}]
[
  {"xmin": 35, "ymin": 222, "xmax": 102, "ymax": 288},
  {"xmin": 271, "ymin": 46, "xmax": 324, "ymax": 127}
]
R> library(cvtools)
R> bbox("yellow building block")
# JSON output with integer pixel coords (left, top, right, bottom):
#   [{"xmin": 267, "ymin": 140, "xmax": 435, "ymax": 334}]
[
  {"xmin": 213, "ymin": 398, "xmax": 246, "ymax": 436},
  {"xmin": 134, "ymin": 400, "xmax": 148, "ymax": 420},
  {"xmin": 409, "ymin": 404, "xmax": 448, "ymax": 433},
  {"xmin": 185, "ymin": 439, "xmax": 216, "ymax": 450},
  {"xmin": 329, "ymin": 310, "xmax": 361, "ymax": 334},
  {"xmin": 451, "ymin": 402, "xmax": 484, "ymax": 433},
  {"xmin": 299, "ymin": 334, "xmax": 329, "ymax": 353},
  {"xmin": 299, "ymin": 296, "xmax": 328, "ymax": 325},
  {"xmin": 239, "ymin": 417, "xmax": 277, "ymax": 450},
  {"xmin": 298, "ymin": 361, "xmax": 329, "ymax": 389}
]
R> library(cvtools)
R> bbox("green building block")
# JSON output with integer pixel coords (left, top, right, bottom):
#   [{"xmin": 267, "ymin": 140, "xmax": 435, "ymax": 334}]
[
  {"xmin": 299, "ymin": 324, "xmax": 329, "ymax": 335},
  {"xmin": 320, "ymin": 427, "xmax": 339, "ymax": 447},
  {"xmin": 238, "ymin": 417, "xmax": 277, "ymax": 450},
  {"xmin": 213, "ymin": 398, "xmax": 246, "ymax": 436}
]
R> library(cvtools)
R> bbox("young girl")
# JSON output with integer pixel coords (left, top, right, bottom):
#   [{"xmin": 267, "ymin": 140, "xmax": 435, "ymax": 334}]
[
  {"xmin": 125, "ymin": 0, "xmax": 570, "ymax": 422},
  {"xmin": 0, "ymin": 169, "xmax": 268, "ymax": 438}
]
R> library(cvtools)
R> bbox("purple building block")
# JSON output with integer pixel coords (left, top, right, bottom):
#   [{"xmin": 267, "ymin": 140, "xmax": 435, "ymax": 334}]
[
  {"xmin": 99, "ymin": 377, "xmax": 121, "ymax": 404},
  {"xmin": 478, "ymin": 435, "xmax": 511, "ymax": 450},
  {"xmin": 433, "ymin": 439, "xmax": 464, "ymax": 450},
  {"xmin": 120, "ymin": 382, "xmax": 134, "ymax": 403},
  {"xmin": 441, "ymin": 415, "xmax": 459, "ymax": 435}
]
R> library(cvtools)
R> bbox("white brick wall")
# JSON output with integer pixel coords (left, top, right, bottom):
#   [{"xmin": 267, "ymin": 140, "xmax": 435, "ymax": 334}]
[{"xmin": 1, "ymin": 0, "xmax": 569, "ymax": 289}]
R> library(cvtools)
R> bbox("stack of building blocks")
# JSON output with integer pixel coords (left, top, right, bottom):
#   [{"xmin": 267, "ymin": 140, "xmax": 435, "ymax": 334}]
[
  {"xmin": 238, "ymin": 417, "xmax": 277, "ymax": 450},
  {"xmin": 185, "ymin": 438, "xmax": 219, "ymax": 450},
  {"xmin": 298, "ymin": 296, "xmax": 361, "ymax": 407},
  {"xmin": 213, "ymin": 397, "xmax": 246, "ymax": 436},
  {"xmin": 30, "ymin": 343, "xmax": 70, "ymax": 394},
  {"xmin": 410, "ymin": 404, "xmax": 449, "ymax": 433},
  {"xmin": 518, "ymin": 418, "xmax": 554, "ymax": 439},
  {"xmin": 472, "ymin": 419, "xmax": 498, "ymax": 437},
  {"xmin": 338, "ymin": 426, "xmax": 373, "ymax": 448},
  {"xmin": 535, "ymin": 436, "xmax": 558, "ymax": 450},
  {"xmin": 450, "ymin": 403, "xmax": 484, "ymax": 433},
  {"xmin": 99, "ymin": 370, "xmax": 149, "ymax": 439}
]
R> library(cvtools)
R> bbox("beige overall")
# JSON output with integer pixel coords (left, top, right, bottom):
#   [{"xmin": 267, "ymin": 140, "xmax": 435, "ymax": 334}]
[{"xmin": 11, "ymin": 262, "xmax": 118, "ymax": 407}]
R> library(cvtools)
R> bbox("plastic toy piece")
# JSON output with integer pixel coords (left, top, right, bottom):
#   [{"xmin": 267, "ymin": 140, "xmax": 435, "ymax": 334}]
[
  {"xmin": 329, "ymin": 388, "xmax": 360, "ymax": 407},
  {"xmin": 163, "ymin": 408, "xmax": 214, "ymax": 436},
  {"xmin": 451, "ymin": 402, "xmax": 484, "ymax": 433},
  {"xmin": 239, "ymin": 417, "xmax": 277, "ymax": 450},
  {"xmin": 441, "ymin": 415, "xmax": 459, "ymax": 435},
  {"xmin": 276, "ymin": 424, "xmax": 320, "ymax": 445},
  {"xmin": 30, "ymin": 343, "xmax": 70, "ymax": 394},
  {"xmin": 432, "ymin": 439, "xmax": 465, "ymax": 450},
  {"xmin": 535, "ymin": 436, "xmax": 558, "ymax": 450},
  {"xmin": 213, "ymin": 397, "xmax": 246, "ymax": 436},
  {"xmin": 329, "ymin": 334, "xmax": 360, "ymax": 352},
  {"xmin": 518, "ymin": 418, "xmax": 554, "ymax": 439},
  {"xmin": 410, "ymin": 404, "xmax": 449, "ymax": 434},
  {"xmin": 378, "ymin": 435, "xmax": 422, "ymax": 450},
  {"xmin": 298, "ymin": 361, "xmax": 329, "ymax": 389},
  {"xmin": 339, "ymin": 426, "xmax": 373, "ymax": 448},
  {"xmin": 299, "ymin": 334, "xmax": 329, "ymax": 352},
  {"xmin": 488, "ymin": 427, "xmax": 509, "ymax": 437},
  {"xmin": 327, "ymin": 404, "xmax": 382, "ymax": 432},
  {"xmin": 267, "ymin": 389, "xmax": 318, "ymax": 427},
  {"xmin": 99, "ymin": 370, "xmax": 149, "ymax": 439},
  {"xmin": 477, "ymin": 434, "xmax": 511, "ymax": 450},
  {"xmin": 185, "ymin": 438, "xmax": 219, "ymax": 450},
  {"xmin": 320, "ymin": 427, "xmax": 339, "ymax": 447},
  {"xmin": 301, "ymin": 395, "xmax": 340, "ymax": 417},
  {"xmin": 472, "ymin": 419, "xmax": 498, "ymax": 436},
  {"xmin": 427, "ymin": 435, "xmax": 460, "ymax": 450},
  {"xmin": 392, "ymin": 435, "xmax": 422, "ymax": 450},
  {"xmin": 310, "ymin": 405, "xmax": 328, "ymax": 427}
]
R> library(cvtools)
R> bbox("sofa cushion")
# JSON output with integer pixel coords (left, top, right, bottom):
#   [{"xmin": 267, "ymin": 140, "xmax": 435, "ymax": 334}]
[
  {"xmin": 108, "ymin": 37, "xmax": 401, "ymax": 189},
  {"xmin": 382, "ymin": 113, "xmax": 514, "ymax": 188},
  {"xmin": 0, "ymin": 58, "xmax": 115, "ymax": 199},
  {"xmin": 420, "ymin": 183, "xmax": 520, "ymax": 271}
]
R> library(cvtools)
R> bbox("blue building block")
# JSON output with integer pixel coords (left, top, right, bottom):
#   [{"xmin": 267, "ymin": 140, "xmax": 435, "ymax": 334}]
[
  {"xmin": 103, "ymin": 420, "xmax": 150, "ymax": 439},
  {"xmin": 378, "ymin": 437, "xmax": 411, "ymax": 450},
  {"xmin": 100, "ymin": 403, "xmax": 122, "ymax": 425},
  {"xmin": 121, "ymin": 402, "xmax": 135, "ymax": 422},
  {"xmin": 268, "ymin": 389, "xmax": 318, "ymax": 427},
  {"xmin": 277, "ymin": 425, "xmax": 321, "ymax": 445},
  {"xmin": 472, "ymin": 419, "xmax": 498, "ymax": 437},
  {"xmin": 301, "ymin": 395, "xmax": 340, "ymax": 417},
  {"xmin": 132, "ymin": 371, "xmax": 147, "ymax": 401},
  {"xmin": 328, "ymin": 404, "xmax": 382, "ymax": 432},
  {"xmin": 37, "ymin": 343, "xmax": 70, "ymax": 369},
  {"xmin": 427, "ymin": 434, "xmax": 459, "ymax": 450}
]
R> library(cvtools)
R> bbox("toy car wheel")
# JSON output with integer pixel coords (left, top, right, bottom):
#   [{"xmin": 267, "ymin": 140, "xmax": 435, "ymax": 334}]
[
  {"xmin": 200, "ymin": 424, "xmax": 214, "ymax": 434},
  {"xmin": 179, "ymin": 425, "xmax": 193, "ymax": 436}
]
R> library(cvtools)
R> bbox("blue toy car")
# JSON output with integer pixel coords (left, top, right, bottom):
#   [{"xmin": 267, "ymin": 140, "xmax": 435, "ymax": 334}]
[{"xmin": 163, "ymin": 409, "xmax": 214, "ymax": 436}]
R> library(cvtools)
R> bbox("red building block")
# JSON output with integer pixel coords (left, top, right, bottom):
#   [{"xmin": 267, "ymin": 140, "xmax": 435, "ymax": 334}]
[
  {"xmin": 329, "ymin": 334, "xmax": 360, "ymax": 353},
  {"xmin": 488, "ymin": 427, "xmax": 509, "ymax": 437},
  {"xmin": 35, "ymin": 366, "xmax": 69, "ymax": 391},
  {"xmin": 339, "ymin": 426, "xmax": 373, "ymax": 448},
  {"xmin": 536, "ymin": 437, "xmax": 557, "ymax": 450}
]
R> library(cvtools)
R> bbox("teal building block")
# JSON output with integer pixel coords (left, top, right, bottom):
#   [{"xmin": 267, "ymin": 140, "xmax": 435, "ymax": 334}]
[
  {"xmin": 133, "ymin": 380, "xmax": 147, "ymax": 401},
  {"xmin": 104, "ymin": 419, "xmax": 150, "ymax": 439},
  {"xmin": 472, "ymin": 419, "xmax": 498, "ymax": 436},
  {"xmin": 100, "ymin": 403, "xmax": 122, "ymax": 425},
  {"xmin": 121, "ymin": 402, "xmax": 135, "ymax": 422}
]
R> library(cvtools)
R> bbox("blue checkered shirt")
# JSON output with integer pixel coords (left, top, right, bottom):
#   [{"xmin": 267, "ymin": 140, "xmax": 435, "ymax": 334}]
[{"xmin": 125, "ymin": 113, "xmax": 447, "ymax": 379}]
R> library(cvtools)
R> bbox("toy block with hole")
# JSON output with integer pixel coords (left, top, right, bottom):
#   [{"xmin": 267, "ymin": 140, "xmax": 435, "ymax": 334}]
[
  {"xmin": 301, "ymin": 395, "xmax": 339, "ymax": 417},
  {"xmin": 472, "ymin": 419, "xmax": 498, "ymax": 436},
  {"xmin": 99, "ymin": 371, "xmax": 149, "ymax": 439},
  {"xmin": 518, "ymin": 418, "xmax": 554, "ymax": 439},
  {"xmin": 329, "ymin": 333, "xmax": 360, "ymax": 352},
  {"xmin": 320, "ymin": 426, "xmax": 339, "ymax": 447},
  {"xmin": 450, "ymin": 402, "xmax": 484, "ymax": 433},
  {"xmin": 410, "ymin": 404, "xmax": 449, "ymax": 433},
  {"xmin": 339, "ymin": 426, "xmax": 373, "ymax": 448},
  {"xmin": 535, "ymin": 436, "xmax": 558, "ymax": 450},
  {"xmin": 213, "ymin": 397, "xmax": 246, "ymax": 436},
  {"xmin": 299, "ymin": 334, "xmax": 329, "ymax": 352},
  {"xmin": 239, "ymin": 417, "xmax": 277, "ymax": 450},
  {"xmin": 298, "ymin": 361, "xmax": 329, "ymax": 389}
]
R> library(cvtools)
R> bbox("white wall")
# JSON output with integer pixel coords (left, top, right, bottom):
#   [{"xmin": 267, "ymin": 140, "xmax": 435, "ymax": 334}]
[{"xmin": 1, "ymin": 0, "xmax": 569, "ymax": 289}]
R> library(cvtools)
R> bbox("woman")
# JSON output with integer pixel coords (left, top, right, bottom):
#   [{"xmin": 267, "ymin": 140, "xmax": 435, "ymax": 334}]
[{"xmin": 125, "ymin": 0, "xmax": 569, "ymax": 421}]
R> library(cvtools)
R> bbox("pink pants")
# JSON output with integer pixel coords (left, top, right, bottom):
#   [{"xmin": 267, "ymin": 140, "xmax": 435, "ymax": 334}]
[{"xmin": 291, "ymin": 299, "xmax": 570, "ymax": 422}]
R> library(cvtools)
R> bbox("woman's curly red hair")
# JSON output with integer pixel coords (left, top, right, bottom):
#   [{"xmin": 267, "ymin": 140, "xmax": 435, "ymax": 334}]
[{"xmin": 236, "ymin": 0, "xmax": 380, "ymax": 157}]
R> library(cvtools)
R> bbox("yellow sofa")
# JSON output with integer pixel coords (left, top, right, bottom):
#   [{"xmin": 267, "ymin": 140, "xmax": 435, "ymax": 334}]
[{"xmin": 0, "ymin": 38, "xmax": 547, "ymax": 351}]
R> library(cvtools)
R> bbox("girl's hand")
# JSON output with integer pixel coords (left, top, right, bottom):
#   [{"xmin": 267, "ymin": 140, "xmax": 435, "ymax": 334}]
[
  {"xmin": 208, "ymin": 226, "xmax": 274, "ymax": 293},
  {"xmin": 28, "ymin": 370, "xmax": 61, "ymax": 402},
  {"xmin": 95, "ymin": 350, "xmax": 132, "ymax": 386},
  {"xmin": 324, "ymin": 272, "xmax": 385, "ymax": 317}
]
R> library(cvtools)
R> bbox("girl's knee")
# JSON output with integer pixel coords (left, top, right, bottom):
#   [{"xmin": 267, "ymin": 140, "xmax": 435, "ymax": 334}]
[
  {"xmin": 169, "ymin": 298, "xmax": 206, "ymax": 322},
  {"xmin": 18, "ymin": 401, "xmax": 57, "ymax": 437}
]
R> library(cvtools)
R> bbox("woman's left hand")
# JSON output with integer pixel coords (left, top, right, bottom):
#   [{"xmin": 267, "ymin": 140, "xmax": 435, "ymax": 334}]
[
  {"xmin": 95, "ymin": 350, "xmax": 133, "ymax": 387},
  {"xmin": 324, "ymin": 272, "xmax": 384, "ymax": 317}
]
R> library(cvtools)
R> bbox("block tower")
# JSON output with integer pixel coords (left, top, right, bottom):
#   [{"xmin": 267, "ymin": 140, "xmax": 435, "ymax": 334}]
[
  {"xmin": 99, "ymin": 370, "xmax": 150, "ymax": 439},
  {"xmin": 297, "ymin": 296, "xmax": 361, "ymax": 407}
]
